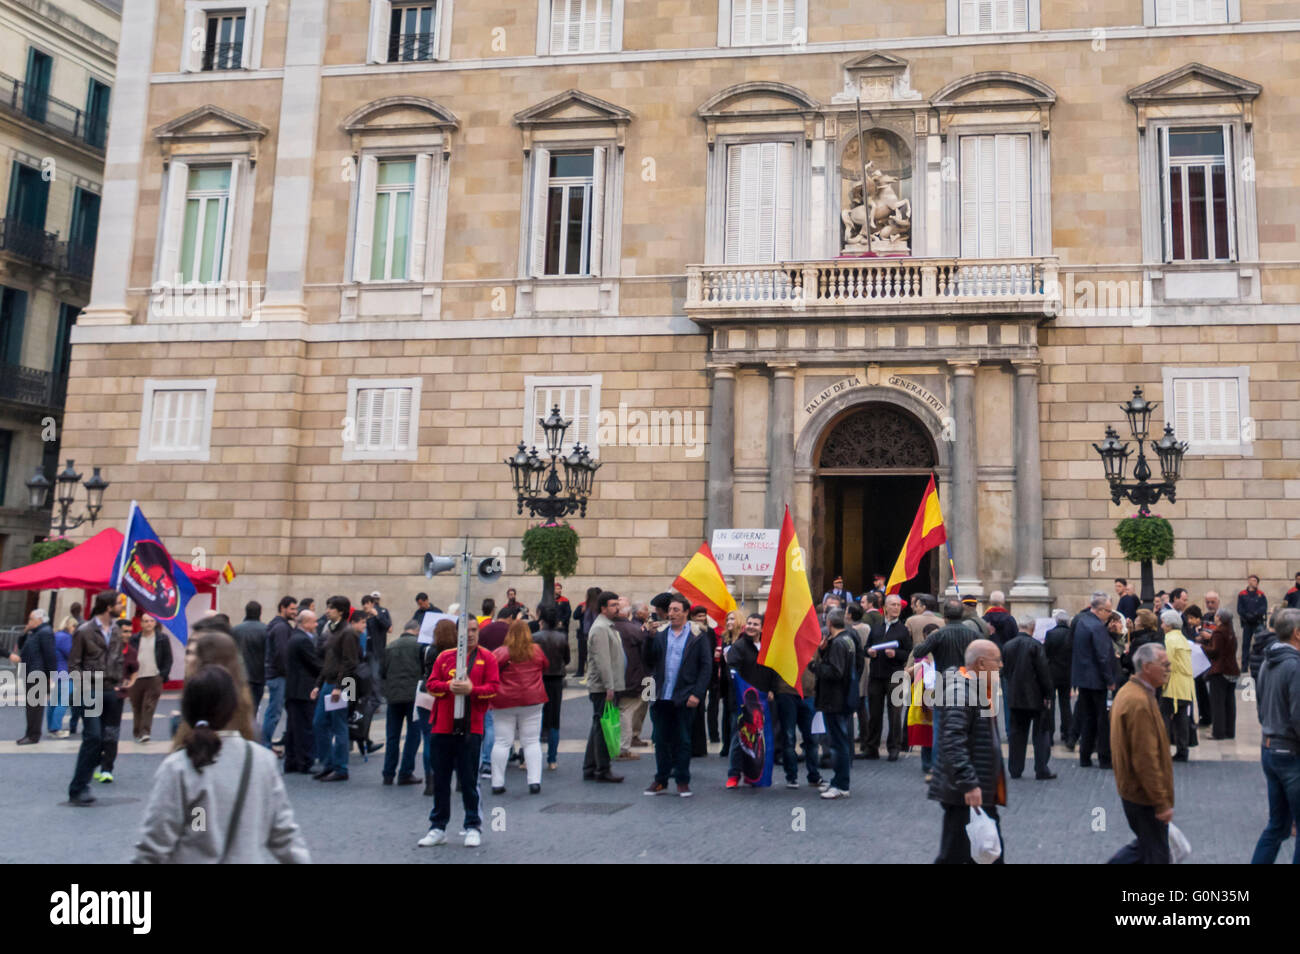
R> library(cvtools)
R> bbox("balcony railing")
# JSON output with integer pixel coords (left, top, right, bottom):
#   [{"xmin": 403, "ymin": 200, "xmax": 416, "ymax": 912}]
[
  {"xmin": 685, "ymin": 256, "xmax": 1059, "ymax": 315},
  {"xmin": 58, "ymin": 240, "xmax": 96, "ymax": 280},
  {"xmin": 0, "ymin": 364, "xmax": 66, "ymax": 409},
  {"xmin": 0, "ymin": 218, "xmax": 59, "ymax": 268},
  {"xmin": 0, "ymin": 72, "xmax": 109, "ymax": 150},
  {"xmin": 201, "ymin": 42, "xmax": 244, "ymax": 71},
  {"xmin": 388, "ymin": 31, "xmax": 437, "ymax": 61}
]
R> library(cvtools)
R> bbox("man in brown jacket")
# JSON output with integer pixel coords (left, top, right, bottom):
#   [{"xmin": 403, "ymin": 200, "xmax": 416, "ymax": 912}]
[{"xmin": 1107, "ymin": 642, "xmax": 1175, "ymax": 864}]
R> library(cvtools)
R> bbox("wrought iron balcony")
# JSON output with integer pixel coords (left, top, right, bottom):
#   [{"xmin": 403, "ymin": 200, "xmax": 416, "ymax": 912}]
[
  {"xmin": 684, "ymin": 256, "xmax": 1059, "ymax": 320},
  {"xmin": 0, "ymin": 72, "xmax": 109, "ymax": 151},
  {"xmin": 0, "ymin": 364, "xmax": 66, "ymax": 410},
  {"xmin": 58, "ymin": 240, "xmax": 96, "ymax": 280},
  {"xmin": 201, "ymin": 42, "xmax": 244, "ymax": 71},
  {"xmin": 388, "ymin": 32, "xmax": 437, "ymax": 61},
  {"xmin": 0, "ymin": 218, "xmax": 59, "ymax": 268}
]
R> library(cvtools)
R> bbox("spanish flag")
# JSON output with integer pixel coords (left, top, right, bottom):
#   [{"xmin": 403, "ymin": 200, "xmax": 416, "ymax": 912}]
[
  {"xmin": 672, "ymin": 542, "xmax": 736, "ymax": 626},
  {"xmin": 757, "ymin": 506, "xmax": 822, "ymax": 697},
  {"xmin": 885, "ymin": 474, "xmax": 947, "ymax": 594},
  {"xmin": 220, "ymin": 561, "xmax": 237, "ymax": 583}
]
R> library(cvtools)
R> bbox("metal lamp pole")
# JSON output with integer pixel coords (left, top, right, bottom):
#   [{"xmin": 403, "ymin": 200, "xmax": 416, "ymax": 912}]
[{"xmin": 27, "ymin": 460, "xmax": 109, "ymax": 619}]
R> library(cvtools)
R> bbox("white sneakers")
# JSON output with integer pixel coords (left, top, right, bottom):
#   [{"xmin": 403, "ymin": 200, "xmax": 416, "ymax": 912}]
[
  {"xmin": 464, "ymin": 829, "xmax": 481, "ymax": 848},
  {"xmin": 818, "ymin": 780, "xmax": 832, "ymax": 793},
  {"xmin": 820, "ymin": 786, "xmax": 850, "ymax": 799},
  {"xmin": 417, "ymin": 828, "xmax": 447, "ymax": 847}
]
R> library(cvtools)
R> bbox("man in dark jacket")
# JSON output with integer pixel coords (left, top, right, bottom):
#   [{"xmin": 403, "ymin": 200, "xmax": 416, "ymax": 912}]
[
  {"xmin": 11, "ymin": 610, "xmax": 57, "ymax": 744},
  {"xmin": 66, "ymin": 590, "xmax": 117, "ymax": 805},
  {"xmin": 232, "ymin": 601, "xmax": 268, "ymax": 712},
  {"xmin": 284, "ymin": 609, "xmax": 322, "ymax": 773},
  {"xmin": 614, "ymin": 598, "xmax": 649, "ymax": 760},
  {"xmin": 912, "ymin": 599, "xmax": 976, "ymax": 672},
  {"xmin": 310, "ymin": 596, "xmax": 360, "ymax": 781},
  {"xmin": 262, "ymin": 596, "xmax": 298, "ymax": 747},
  {"xmin": 1002, "ymin": 621, "xmax": 1056, "ymax": 780},
  {"xmin": 864, "ymin": 594, "xmax": 911, "ymax": 761},
  {"xmin": 1248, "ymin": 611, "xmax": 1279, "ymax": 704},
  {"xmin": 1114, "ymin": 578, "xmax": 1140, "ymax": 621},
  {"xmin": 1251, "ymin": 608, "xmax": 1300, "ymax": 864},
  {"xmin": 532, "ymin": 604, "xmax": 570, "ymax": 768},
  {"xmin": 929, "ymin": 638, "xmax": 1007, "ymax": 863},
  {"xmin": 724, "ymin": 612, "xmax": 776, "ymax": 788},
  {"xmin": 1284, "ymin": 573, "xmax": 1300, "ymax": 611},
  {"xmin": 1042, "ymin": 609, "xmax": 1075, "ymax": 747},
  {"xmin": 812, "ymin": 608, "xmax": 857, "ymax": 799},
  {"xmin": 552, "ymin": 583, "xmax": 573, "ymax": 635},
  {"xmin": 1237, "ymin": 575, "xmax": 1268, "ymax": 672},
  {"xmin": 982, "ymin": 592, "xmax": 1018, "ymax": 648},
  {"xmin": 361, "ymin": 593, "xmax": 392, "ymax": 673},
  {"xmin": 642, "ymin": 595, "xmax": 712, "ymax": 797},
  {"xmin": 380, "ymin": 619, "xmax": 424, "ymax": 785},
  {"xmin": 1071, "ymin": 592, "xmax": 1116, "ymax": 769}
]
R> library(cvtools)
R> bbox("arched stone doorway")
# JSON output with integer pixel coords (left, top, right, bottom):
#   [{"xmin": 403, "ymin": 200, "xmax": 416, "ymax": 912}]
[{"xmin": 810, "ymin": 401, "xmax": 940, "ymax": 602}]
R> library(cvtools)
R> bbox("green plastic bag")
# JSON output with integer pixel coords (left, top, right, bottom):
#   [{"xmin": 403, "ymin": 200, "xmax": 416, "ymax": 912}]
[{"xmin": 600, "ymin": 701, "xmax": 621, "ymax": 759}]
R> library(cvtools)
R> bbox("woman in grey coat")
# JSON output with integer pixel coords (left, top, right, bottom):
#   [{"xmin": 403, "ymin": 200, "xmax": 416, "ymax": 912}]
[{"xmin": 134, "ymin": 665, "xmax": 310, "ymax": 864}]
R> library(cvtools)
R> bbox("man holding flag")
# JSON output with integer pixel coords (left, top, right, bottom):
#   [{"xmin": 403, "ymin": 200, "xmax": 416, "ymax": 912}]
[
  {"xmin": 112, "ymin": 502, "xmax": 198, "ymax": 645},
  {"xmin": 643, "ymin": 594, "xmax": 713, "ymax": 797},
  {"xmin": 724, "ymin": 613, "xmax": 775, "ymax": 790}
]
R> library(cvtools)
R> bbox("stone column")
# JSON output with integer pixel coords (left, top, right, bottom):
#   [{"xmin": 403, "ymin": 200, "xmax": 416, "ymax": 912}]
[
  {"xmin": 946, "ymin": 360, "xmax": 983, "ymax": 598},
  {"xmin": 765, "ymin": 364, "xmax": 797, "ymax": 529},
  {"xmin": 256, "ymin": 0, "xmax": 328, "ymax": 321},
  {"xmin": 705, "ymin": 364, "xmax": 737, "ymax": 540},
  {"xmin": 1010, "ymin": 360, "xmax": 1051, "ymax": 615},
  {"xmin": 80, "ymin": 0, "xmax": 160, "ymax": 325}
]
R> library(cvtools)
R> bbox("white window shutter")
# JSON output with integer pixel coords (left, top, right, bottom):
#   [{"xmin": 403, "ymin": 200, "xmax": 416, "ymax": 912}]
[
  {"xmin": 529, "ymin": 147, "xmax": 550, "ymax": 277},
  {"xmin": 353, "ymin": 154, "xmax": 379, "ymax": 283},
  {"xmin": 1011, "ymin": 134, "xmax": 1030, "ymax": 255},
  {"xmin": 409, "ymin": 153, "xmax": 432, "ymax": 282},
  {"xmin": 240, "ymin": 5, "xmax": 256, "ymax": 68},
  {"xmin": 396, "ymin": 387, "xmax": 414, "ymax": 450},
  {"xmin": 551, "ymin": 0, "xmax": 567, "ymax": 52},
  {"xmin": 978, "ymin": 138, "xmax": 996, "ymax": 255},
  {"xmin": 379, "ymin": 389, "xmax": 397, "ymax": 449},
  {"xmin": 959, "ymin": 138, "xmax": 978, "ymax": 257},
  {"xmin": 724, "ymin": 145, "xmax": 744, "ymax": 262},
  {"xmin": 219, "ymin": 160, "xmax": 239, "ymax": 282},
  {"xmin": 183, "ymin": 8, "xmax": 201, "ymax": 71},
  {"xmin": 369, "ymin": 1, "xmax": 391, "ymax": 63},
  {"xmin": 160, "ymin": 160, "xmax": 189, "ymax": 281},
  {"xmin": 775, "ymin": 142, "xmax": 793, "ymax": 259},
  {"xmin": 184, "ymin": 391, "xmax": 202, "ymax": 449},
  {"xmin": 588, "ymin": 146, "xmax": 606, "ymax": 277}
]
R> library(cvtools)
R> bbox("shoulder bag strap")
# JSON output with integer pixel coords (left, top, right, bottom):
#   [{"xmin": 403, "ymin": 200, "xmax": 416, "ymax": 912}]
[{"xmin": 220, "ymin": 740, "xmax": 254, "ymax": 863}]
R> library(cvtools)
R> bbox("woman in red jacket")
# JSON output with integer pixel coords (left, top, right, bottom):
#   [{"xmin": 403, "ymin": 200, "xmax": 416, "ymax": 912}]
[
  {"xmin": 417, "ymin": 617, "xmax": 500, "ymax": 849},
  {"xmin": 1204, "ymin": 609, "xmax": 1240, "ymax": 740},
  {"xmin": 489, "ymin": 619, "xmax": 549, "ymax": 795}
]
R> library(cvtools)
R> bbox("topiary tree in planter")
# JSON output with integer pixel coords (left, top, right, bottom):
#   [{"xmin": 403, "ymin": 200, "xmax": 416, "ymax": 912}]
[
  {"xmin": 521, "ymin": 523, "xmax": 579, "ymax": 611},
  {"xmin": 29, "ymin": 537, "xmax": 75, "ymax": 564},
  {"xmin": 1114, "ymin": 514, "xmax": 1174, "ymax": 610}
]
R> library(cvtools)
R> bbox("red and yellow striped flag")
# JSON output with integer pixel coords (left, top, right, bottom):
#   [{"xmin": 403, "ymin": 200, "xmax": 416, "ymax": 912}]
[
  {"xmin": 672, "ymin": 542, "xmax": 736, "ymax": 626},
  {"xmin": 885, "ymin": 474, "xmax": 947, "ymax": 594},
  {"xmin": 220, "ymin": 561, "xmax": 237, "ymax": 583},
  {"xmin": 757, "ymin": 506, "xmax": 822, "ymax": 696}
]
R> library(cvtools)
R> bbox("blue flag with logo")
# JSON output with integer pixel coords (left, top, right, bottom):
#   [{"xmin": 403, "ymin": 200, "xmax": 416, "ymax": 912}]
[
  {"xmin": 112, "ymin": 501, "xmax": 197, "ymax": 644},
  {"xmin": 730, "ymin": 668, "xmax": 774, "ymax": 787}
]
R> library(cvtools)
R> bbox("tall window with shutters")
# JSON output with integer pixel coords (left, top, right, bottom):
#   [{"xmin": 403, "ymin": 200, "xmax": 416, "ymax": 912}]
[
  {"xmin": 138, "ymin": 379, "xmax": 216, "ymax": 462},
  {"xmin": 345, "ymin": 378, "xmax": 421, "ymax": 461},
  {"xmin": 352, "ymin": 154, "xmax": 435, "ymax": 283},
  {"xmin": 523, "ymin": 375, "xmax": 601, "ymax": 456},
  {"xmin": 528, "ymin": 148, "xmax": 606, "ymax": 278},
  {"xmin": 177, "ymin": 165, "xmax": 234, "ymax": 284},
  {"xmin": 1160, "ymin": 126, "xmax": 1234, "ymax": 262},
  {"xmin": 731, "ymin": 0, "xmax": 796, "ymax": 45},
  {"xmin": 958, "ymin": 0, "xmax": 1028, "ymax": 32},
  {"xmin": 549, "ymin": 0, "xmax": 613, "ymax": 54},
  {"xmin": 724, "ymin": 141, "xmax": 794, "ymax": 264},
  {"xmin": 1154, "ymin": 0, "xmax": 1228, "ymax": 24},
  {"xmin": 1163, "ymin": 368, "xmax": 1250, "ymax": 455},
  {"xmin": 959, "ymin": 134, "xmax": 1031, "ymax": 258}
]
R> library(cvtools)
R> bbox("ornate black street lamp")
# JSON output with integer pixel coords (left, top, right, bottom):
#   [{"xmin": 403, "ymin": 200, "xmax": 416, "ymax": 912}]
[
  {"xmin": 1093, "ymin": 387, "xmax": 1187, "ymax": 609},
  {"xmin": 26, "ymin": 459, "xmax": 110, "ymax": 616},
  {"xmin": 505, "ymin": 405, "xmax": 600, "ymax": 522}
]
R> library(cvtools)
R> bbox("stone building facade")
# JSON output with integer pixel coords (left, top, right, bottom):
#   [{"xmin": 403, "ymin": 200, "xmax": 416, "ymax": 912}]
[
  {"xmin": 53, "ymin": 0, "xmax": 1300, "ymax": 623},
  {"xmin": 0, "ymin": 0, "xmax": 119, "ymax": 621}
]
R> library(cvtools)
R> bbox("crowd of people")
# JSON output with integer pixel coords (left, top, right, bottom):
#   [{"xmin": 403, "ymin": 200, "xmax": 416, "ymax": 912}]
[{"xmin": 7, "ymin": 568, "xmax": 1299, "ymax": 864}]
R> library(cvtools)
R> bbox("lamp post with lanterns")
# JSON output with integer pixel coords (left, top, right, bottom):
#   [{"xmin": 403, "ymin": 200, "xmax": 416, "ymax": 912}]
[
  {"xmin": 504, "ymin": 405, "xmax": 599, "ymax": 608},
  {"xmin": 26, "ymin": 459, "xmax": 110, "ymax": 618},
  {"xmin": 1092, "ymin": 387, "xmax": 1187, "ymax": 609}
]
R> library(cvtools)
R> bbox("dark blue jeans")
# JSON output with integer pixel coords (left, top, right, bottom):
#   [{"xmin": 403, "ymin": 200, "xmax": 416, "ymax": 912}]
[
  {"xmin": 312, "ymin": 684, "xmax": 350, "ymax": 776},
  {"xmin": 430, "ymin": 732, "xmax": 482, "ymax": 831},
  {"xmin": 1251, "ymin": 745, "xmax": 1300, "ymax": 864},
  {"xmin": 68, "ymin": 713, "xmax": 104, "ymax": 798},
  {"xmin": 383, "ymin": 700, "xmax": 422, "ymax": 781},
  {"xmin": 651, "ymin": 700, "xmax": 696, "ymax": 785},
  {"xmin": 775, "ymin": 693, "xmax": 821, "ymax": 784},
  {"xmin": 824, "ymin": 710, "xmax": 853, "ymax": 791},
  {"xmin": 262, "ymin": 676, "xmax": 286, "ymax": 747}
]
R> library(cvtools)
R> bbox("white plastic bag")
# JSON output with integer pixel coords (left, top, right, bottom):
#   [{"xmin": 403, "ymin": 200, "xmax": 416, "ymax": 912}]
[
  {"xmin": 1167, "ymin": 822, "xmax": 1191, "ymax": 864},
  {"xmin": 966, "ymin": 806, "xmax": 1002, "ymax": 864}
]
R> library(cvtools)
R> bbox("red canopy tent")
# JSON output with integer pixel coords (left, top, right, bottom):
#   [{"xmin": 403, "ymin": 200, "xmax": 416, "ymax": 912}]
[{"xmin": 0, "ymin": 526, "xmax": 220, "ymax": 616}]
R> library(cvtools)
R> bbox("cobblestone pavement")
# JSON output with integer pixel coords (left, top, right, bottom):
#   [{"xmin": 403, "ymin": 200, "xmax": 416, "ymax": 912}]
[{"xmin": 0, "ymin": 682, "xmax": 1284, "ymax": 864}]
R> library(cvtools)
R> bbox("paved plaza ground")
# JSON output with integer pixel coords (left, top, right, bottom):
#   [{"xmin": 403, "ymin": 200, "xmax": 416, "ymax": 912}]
[{"xmin": 0, "ymin": 680, "xmax": 1284, "ymax": 864}]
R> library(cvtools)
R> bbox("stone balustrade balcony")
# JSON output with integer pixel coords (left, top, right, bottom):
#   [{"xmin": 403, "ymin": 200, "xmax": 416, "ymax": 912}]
[{"xmin": 684, "ymin": 255, "xmax": 1059, "ymax": 321}]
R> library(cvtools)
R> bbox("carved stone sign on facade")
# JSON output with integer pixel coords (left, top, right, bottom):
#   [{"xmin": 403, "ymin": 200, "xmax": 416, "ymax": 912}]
[
  {"xmin": 804, "ymin": 375, "xmax": 863, "ymax": 415},
  {"xmin": 885, "ymin": 374, "xmax": 946, "ymax": 417}
]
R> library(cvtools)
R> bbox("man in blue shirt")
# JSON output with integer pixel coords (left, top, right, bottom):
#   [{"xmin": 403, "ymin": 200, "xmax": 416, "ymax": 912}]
[{"xmin": 642, "ymin": 595, "xmax": 712, "ymax": 797}]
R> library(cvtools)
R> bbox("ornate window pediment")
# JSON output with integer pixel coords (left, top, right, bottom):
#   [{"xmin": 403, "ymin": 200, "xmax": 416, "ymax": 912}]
[
  {"xmin": 698, "ymin": 82, "xmax": 820, "ymax": 147},
  {"xmin": 153, "ymin": 104, "xmax": 268, "ymax": 162},
  {"xmin": 1126, "ymin": 63, "xmax": 1260, "ymax": 130},
  {"xmin": 514, "ymin": 90, "xmax": 632, "ymax": 153},
  {"xmin": 341, "ymin": 95, "xmax": 459, "ymax": 153},
  {"xmin": 931, "ymin": 71, "xmax": 1056, "ymax": 137},
  {"xmin": 831, "ymin": 52, "xmax": 921, "ymax": 105}
]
